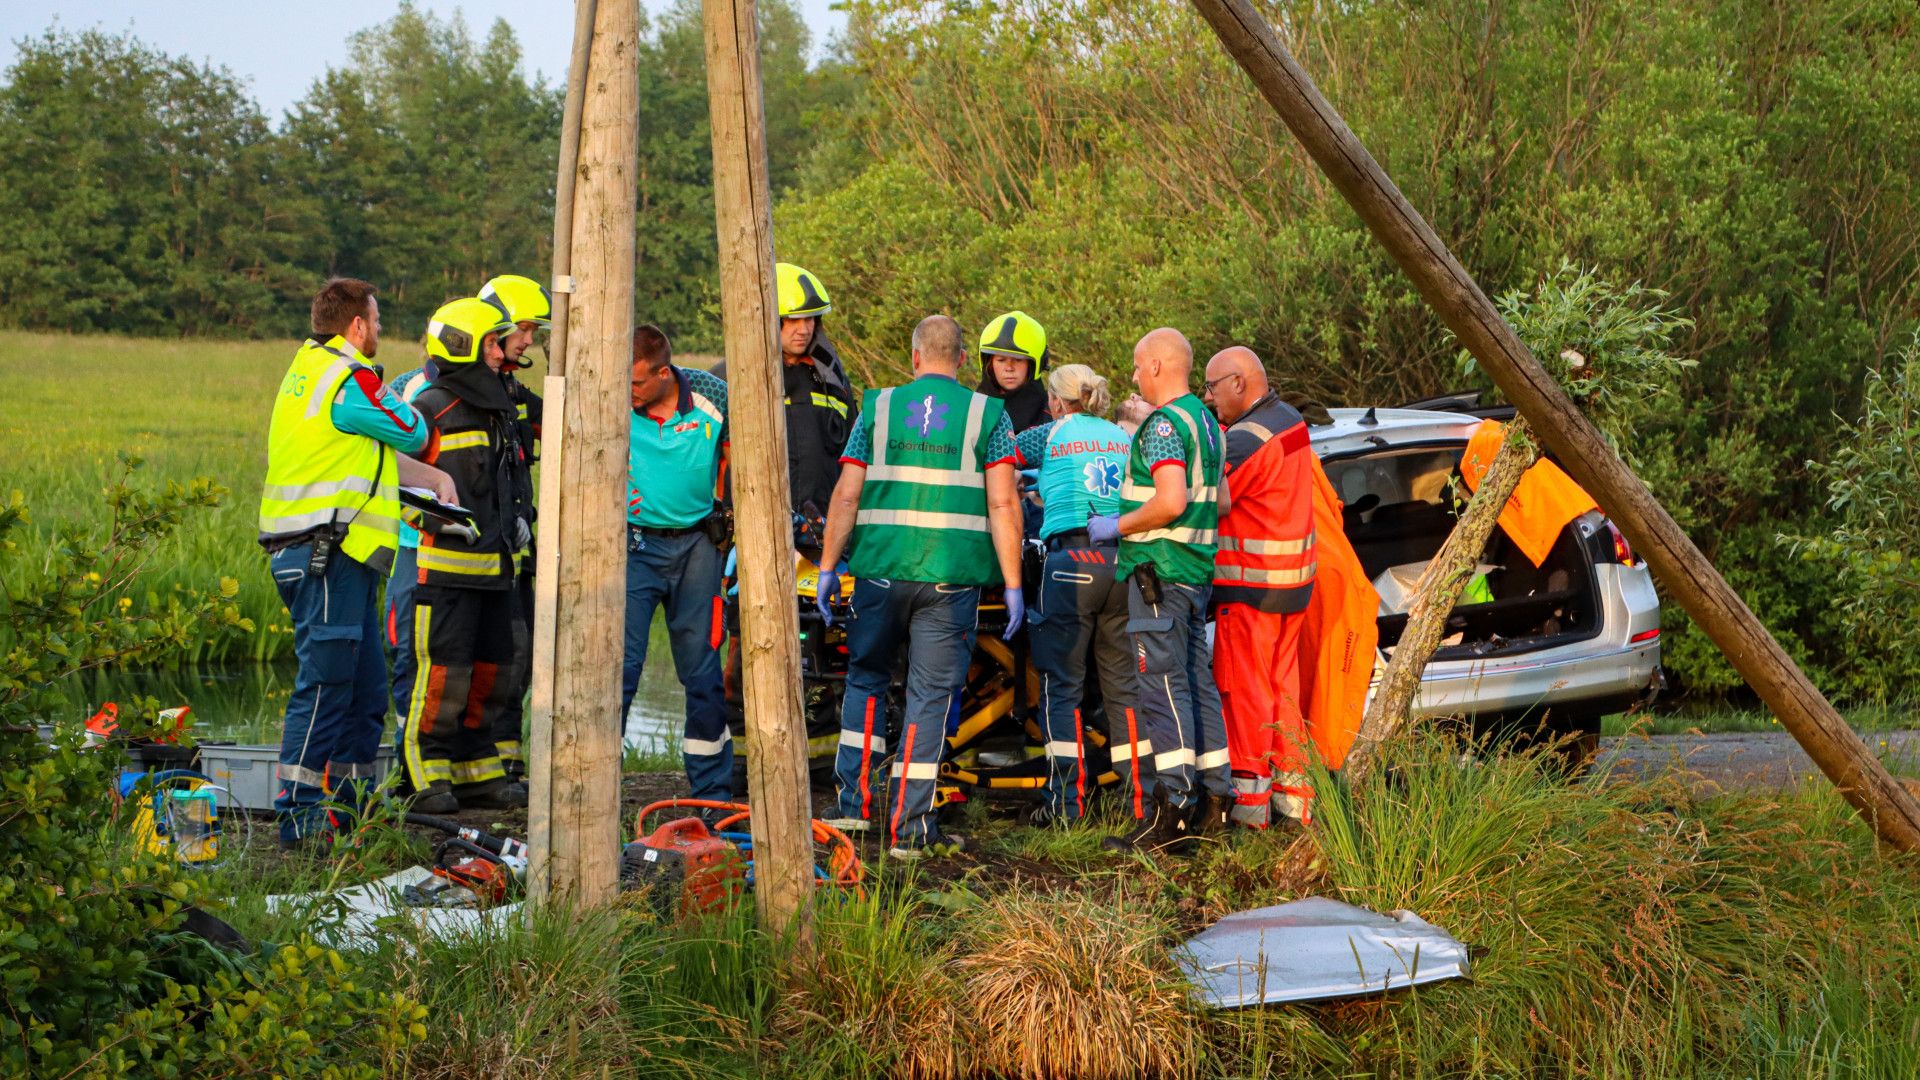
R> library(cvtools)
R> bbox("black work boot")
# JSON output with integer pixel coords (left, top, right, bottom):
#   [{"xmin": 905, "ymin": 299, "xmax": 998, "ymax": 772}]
[
  {"xmin": 463, "ymin": 779, "xmax": 529, "ymax": 810},
  {"xmin": 1101, "ymin": 789, "xmax": 1195, "ymax": 856},
  {"xmin": 411, "ymin": 781, "xmax": 459, "ymax": 816},
  {"xmin": 1196, "ymin": 791, "xmax": 1235, "ymax": 837}
]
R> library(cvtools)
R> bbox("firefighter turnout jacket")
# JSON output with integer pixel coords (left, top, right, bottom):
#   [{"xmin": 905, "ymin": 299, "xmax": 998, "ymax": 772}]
[
  {"xmin": 1213, "ymin": 393, "xmax": 1317, "ymax": 613},
  {"xmin": 412, "ymin": 363, "xmax": 531, "ymax": 588}
]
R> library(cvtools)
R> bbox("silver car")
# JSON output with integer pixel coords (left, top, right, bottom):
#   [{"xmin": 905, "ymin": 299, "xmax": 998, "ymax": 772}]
[{"xmin": 1310, "ymin": 403, "xmax": 1663, "ymax": 752}]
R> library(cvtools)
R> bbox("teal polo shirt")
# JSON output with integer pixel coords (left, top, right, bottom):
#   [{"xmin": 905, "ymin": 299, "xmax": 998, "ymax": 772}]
[{"xmin": 628, "ymin": 366, "xmax": 728, "ymax": 529}]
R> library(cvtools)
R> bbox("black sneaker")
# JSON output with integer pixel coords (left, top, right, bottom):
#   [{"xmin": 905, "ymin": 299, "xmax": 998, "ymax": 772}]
[{"xmin": 888, "ymin": 830, "xmax": 967, "ymax": 861}]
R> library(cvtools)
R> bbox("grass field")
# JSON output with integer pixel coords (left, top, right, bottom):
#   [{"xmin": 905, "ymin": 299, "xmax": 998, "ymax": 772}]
[
  {"xmin": 2, "ymin": 333, "xmax": 294, "ymax": 661},
  {"xmin": 0, "ymin": 333, "xmax": 720, "ymax": 666}
]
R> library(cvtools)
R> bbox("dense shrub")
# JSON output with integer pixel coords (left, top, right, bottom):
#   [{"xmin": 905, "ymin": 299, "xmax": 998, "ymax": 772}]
[{"xmin": 0, "ymin": 467, "xmax": 424, "ymax": 1074}]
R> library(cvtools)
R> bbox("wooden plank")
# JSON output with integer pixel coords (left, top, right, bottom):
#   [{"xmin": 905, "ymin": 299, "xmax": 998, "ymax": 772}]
[
  {"xmin": 530, "ymin": 0, "xmax": 641, "ymax": 903},
  {"xmin": 1189, "ymin": 0, "xmax": 1920, "ymax": 850},
  {"xmin": 525, "ymin": 373, "xmax": 565, "ymax": 894},
  {"xmin": 702, "ymin": 0, "xmax": 815, "ymax": 941}
]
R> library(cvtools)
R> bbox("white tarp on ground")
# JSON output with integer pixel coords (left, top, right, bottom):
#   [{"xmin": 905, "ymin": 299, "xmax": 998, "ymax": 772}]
[
  {"xmin": 1176, "ymin": 896, "xmax": 1471, "ymax": 1008},
  {"xmin": 264, "ymin": 865, "xmax": 524, "ymax": 950}
]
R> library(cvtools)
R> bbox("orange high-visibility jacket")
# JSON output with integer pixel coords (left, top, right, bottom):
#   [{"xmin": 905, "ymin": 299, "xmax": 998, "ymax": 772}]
[
  {"xmin": 1459, "ymin": 420, "xmax": 1599, "ymax": 568},
  {"xmin": 1213, "ymin": 395, "xmax": 1317, "ymax": 613},
  {"xmin": 1299, "ymin": 453, "xmax": 1378, "ymax": 771}
]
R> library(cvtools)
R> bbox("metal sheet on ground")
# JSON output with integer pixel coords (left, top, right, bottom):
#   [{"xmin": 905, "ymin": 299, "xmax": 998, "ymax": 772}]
[
  {"xmin": 1177, "ymin": 896, "xmax": 1470, "ymax": 1008},
  {"xmin": 264, "ymin": 866, "xmax": 524, "ymax": 950}
]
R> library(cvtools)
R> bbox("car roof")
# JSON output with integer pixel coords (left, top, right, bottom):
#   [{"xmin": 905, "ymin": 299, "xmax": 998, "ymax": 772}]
[{"xmin": 1308, "ymin": 407, "xmax": 1483, "ymax": 458}]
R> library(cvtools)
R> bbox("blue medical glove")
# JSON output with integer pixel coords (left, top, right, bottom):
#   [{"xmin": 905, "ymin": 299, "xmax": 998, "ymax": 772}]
[
  {"xmin": 1001, "ymin": 586, "xmax": 1025, "ymax": 640},
  {"xmin": 1086, "ymin": 514, "xmax": 1121, "ymax": 544},
  {"xmin": 723, "ymin": 545, "xmax": 737, "ymax": 580},
  {"xmin": 815, "ymin": 567, "xmax": 840, "ymax": 626}
]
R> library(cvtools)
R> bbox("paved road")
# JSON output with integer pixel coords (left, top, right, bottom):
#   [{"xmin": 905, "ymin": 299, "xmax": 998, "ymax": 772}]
[{"xmin": 1597, "ymin": 729, "xmax": 1920, "ymax": 791}]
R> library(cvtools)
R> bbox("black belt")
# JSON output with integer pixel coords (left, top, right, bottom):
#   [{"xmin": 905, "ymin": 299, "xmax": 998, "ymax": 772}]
[
  {"xmin": 1046, "ymin": 530, "xmax": 1113, "ymax": 552},
  {"xmin": 632, "ymin": 521, "xmax": 703, "ymax": 538}
]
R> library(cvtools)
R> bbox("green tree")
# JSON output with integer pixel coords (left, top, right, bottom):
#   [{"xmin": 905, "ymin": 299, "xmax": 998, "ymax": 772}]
[
  {"xmin": 0, "ymin": 31, "xmax": 317, "ymax": 336},
  {"xmin": 282, "ymin": 4, "xmax": 564, "ymax": 333}
]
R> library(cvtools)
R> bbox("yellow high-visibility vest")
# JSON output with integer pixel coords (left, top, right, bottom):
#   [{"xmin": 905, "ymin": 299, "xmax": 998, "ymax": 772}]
[{"xmin": 257, "ymin": 336, "xmax": 405, "ymax": 572}]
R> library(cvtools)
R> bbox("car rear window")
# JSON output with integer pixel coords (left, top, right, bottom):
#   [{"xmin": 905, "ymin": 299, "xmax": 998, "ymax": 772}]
[{"xmin": 1325, "ymin": 446, "xmax": 1465, "ymax": 508}]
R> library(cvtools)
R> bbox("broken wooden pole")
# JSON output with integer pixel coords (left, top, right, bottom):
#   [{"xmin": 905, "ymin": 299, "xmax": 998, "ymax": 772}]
[
  {"xmin": 1347, "ymin": 420, "xmax": 1537, "ymax": 782},
  {"xmin": 1189, "ymin": 0, "xmax": 1920, "ymax": 850},
  {"xmin": 702, "ymin": 0, "xmax": 815, "ymax": 941},
  {"xmin": 529, "ymin": 0, "xmax": 639, "ymax": 904}
]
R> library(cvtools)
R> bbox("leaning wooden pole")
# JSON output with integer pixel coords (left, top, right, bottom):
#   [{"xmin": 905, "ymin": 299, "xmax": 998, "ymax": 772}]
[
  {"xmin": 543, "ymin": 0, "xmax": 597, "ymax": 381},
  {"xmin": 1189, "ymin": 0, "xmax": 1920, "ymax": 850},
  {"xmin": 702, "ymin": 0, "xmax": 815, "ymax": 941},
  {"xmin": 526, "ymin": 0, "xmax": 594, "ymax": 813},
  {"xmin": 529, "ymin": 0, "xmax": 639, "ymax": 904}
]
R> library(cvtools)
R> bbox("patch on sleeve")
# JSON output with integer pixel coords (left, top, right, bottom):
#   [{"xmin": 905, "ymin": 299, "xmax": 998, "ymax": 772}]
[{"xmin": 1152, "ymin": 418, "xmax": 1175, "ymax": 438}]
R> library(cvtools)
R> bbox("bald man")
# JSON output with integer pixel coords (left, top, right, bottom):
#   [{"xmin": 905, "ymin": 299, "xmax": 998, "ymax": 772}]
[
  {"xmin": 1203, "ymin": 347, "xmax": 1319, "ymax": 828},
  {"xmin": 814, "ymin": 314, "xmax": 1026, "ymax": 860},
  {"xmin": 1087, "ymin": 328, "xmax": 1231, "ymax": 855}
]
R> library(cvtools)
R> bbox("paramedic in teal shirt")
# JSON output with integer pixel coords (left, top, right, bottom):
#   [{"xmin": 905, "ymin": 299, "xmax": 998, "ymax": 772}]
[{"xmin": 1010, "ymin": 364, "xmax": 1142, "ymax": 825}]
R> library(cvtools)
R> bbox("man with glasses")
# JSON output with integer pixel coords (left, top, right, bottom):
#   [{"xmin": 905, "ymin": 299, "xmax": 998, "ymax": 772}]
[{"xmin": 1202, "ymin": 346, "xmax": 1319, "ymax": 828}]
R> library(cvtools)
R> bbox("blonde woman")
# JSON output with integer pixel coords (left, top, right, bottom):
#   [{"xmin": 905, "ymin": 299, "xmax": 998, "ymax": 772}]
[{"xmin": 1010, "ymin": 364, "xmax": 1143, "ymax": 825}]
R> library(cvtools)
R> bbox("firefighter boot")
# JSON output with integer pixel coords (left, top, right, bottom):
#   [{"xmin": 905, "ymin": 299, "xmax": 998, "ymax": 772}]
[
  {"xmin": 412, "ymin": 780, "xmax": 459, "ymax": 816},
  {"xmin": 1101, "ymin": 788, "xmax": 1195, "ymax": 856}
]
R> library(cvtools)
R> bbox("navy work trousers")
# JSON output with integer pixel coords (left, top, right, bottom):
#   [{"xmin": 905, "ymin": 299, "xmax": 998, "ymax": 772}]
[
  {"xmin": 1028, "ymin": 545, "xmax": 1139, "ymax": 820},
  {"xmin": 834, "ymin": 578, "xmax": 979, "ymax": 847},
  {"xmin": 1125, "ymin": 577, "xmax": 1230, "ymax": 812},
  {"xmin": 621, "ymin": 529, "xmax": 732, "ymax": 802},
  {"xmin": 270, "ymin": 543, "xmax": 387, "ymax": 844}
]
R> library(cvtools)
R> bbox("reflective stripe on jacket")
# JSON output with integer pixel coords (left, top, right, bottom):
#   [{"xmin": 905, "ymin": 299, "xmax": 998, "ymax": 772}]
[
  {"xmin": 1213, "ymin": 394, "xmax": 1317, "ymax": 613},
  {"xmin": 1115, "ymin": 393, "xmax": 1223, "ymax": 586},
  {"xmin": 257, "ymin": 336, "xmax": 408, "ymax": 573},
  {"xmin": 848, "ymin": 376, "xmax": 1006, "ymax": 585}
]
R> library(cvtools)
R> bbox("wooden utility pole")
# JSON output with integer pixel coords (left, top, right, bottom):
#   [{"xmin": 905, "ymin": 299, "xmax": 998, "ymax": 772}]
[
  {"xmin": 1189, "ymin": 0, "xmax": 1920, "ymax": 851},
  {"xmin": 529, "ymin": 0, "xmax": 639, "ymax": 904},
  {"xmin": 702, "ymin": 0, "xmax": 815, "ymax": 941}
]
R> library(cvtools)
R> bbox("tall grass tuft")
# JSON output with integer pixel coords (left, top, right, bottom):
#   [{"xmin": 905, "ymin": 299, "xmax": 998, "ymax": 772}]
[
  {"xmin": 953, "ymin": 885, "xmax": 1200, "ymax": 1080},
  {"xmin": 775, "ymin": 884, "xmax": 961, "ymax": 1079},
  {"xmin": 1197, "ymin": 730, "xmax": 1920, "ymax": 1077}
]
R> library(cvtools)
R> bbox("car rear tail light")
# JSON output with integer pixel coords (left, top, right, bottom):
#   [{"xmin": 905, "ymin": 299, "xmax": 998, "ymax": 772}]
[
  {"xmin": 1630, "ymin": 628, "xmax": 1660, "ymax": 644},
  {"xmin": 1605, "ymin": 521, "xmax": 1635, "ymax": 566}
]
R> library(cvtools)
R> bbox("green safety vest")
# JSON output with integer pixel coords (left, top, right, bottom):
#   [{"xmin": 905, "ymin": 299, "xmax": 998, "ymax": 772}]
[
  {"xmin": 848, "ymin": 377, "xmax": 1005, "ymax": 585},
  {"xmin": 257, "ymin": 336, "xmax": 405, "ymax": 573},
  {"xmin": 1115, "ymin": 393, "xmax": 1223, "ymax": 586}
]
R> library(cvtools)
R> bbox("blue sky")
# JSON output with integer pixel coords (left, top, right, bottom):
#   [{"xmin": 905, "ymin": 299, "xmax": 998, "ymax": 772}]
[{"xmin": 0, "ymin": 1, "xmax": 848, "ymax": 119}]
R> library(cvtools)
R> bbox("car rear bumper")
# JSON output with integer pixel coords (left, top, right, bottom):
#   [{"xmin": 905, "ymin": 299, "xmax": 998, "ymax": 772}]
[{"xmin": 1413, "ymin": 637, "xmax": 1662, "ymax": 721}]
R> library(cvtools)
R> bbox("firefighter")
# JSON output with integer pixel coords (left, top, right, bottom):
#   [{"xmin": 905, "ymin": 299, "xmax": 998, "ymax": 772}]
[
  {"xmin": 621, "ymin": 325, "xmax": 734, "ymax": 803},
  {"xmin": 476, "ymin": 273, "xmax": 550, "ymax": 786},
  {"xmin": 1009, "ymin": 363, "xmax": 1140, "ymax": 825},
  {"xmin": 1202, "ymin": 346, "xmax": 1318, "ymax": 827},
  {"xmin": 401, "ymin": 297, "xmax": 530, "ymax": 815},
  {"xmin": 977, "ymin": 309, "xmax": 1052, "ymax": 432},
  {"xmin": 259, "ymin": 278, "xmax": 453, "ymax": 847},
  {"xmin": 1087, "ymin": 327, "xmax": 1231, "ymax": 854},
  {"xmin": 813, "ymin": 315, "xmax": 1027, "ymax": 860}
]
